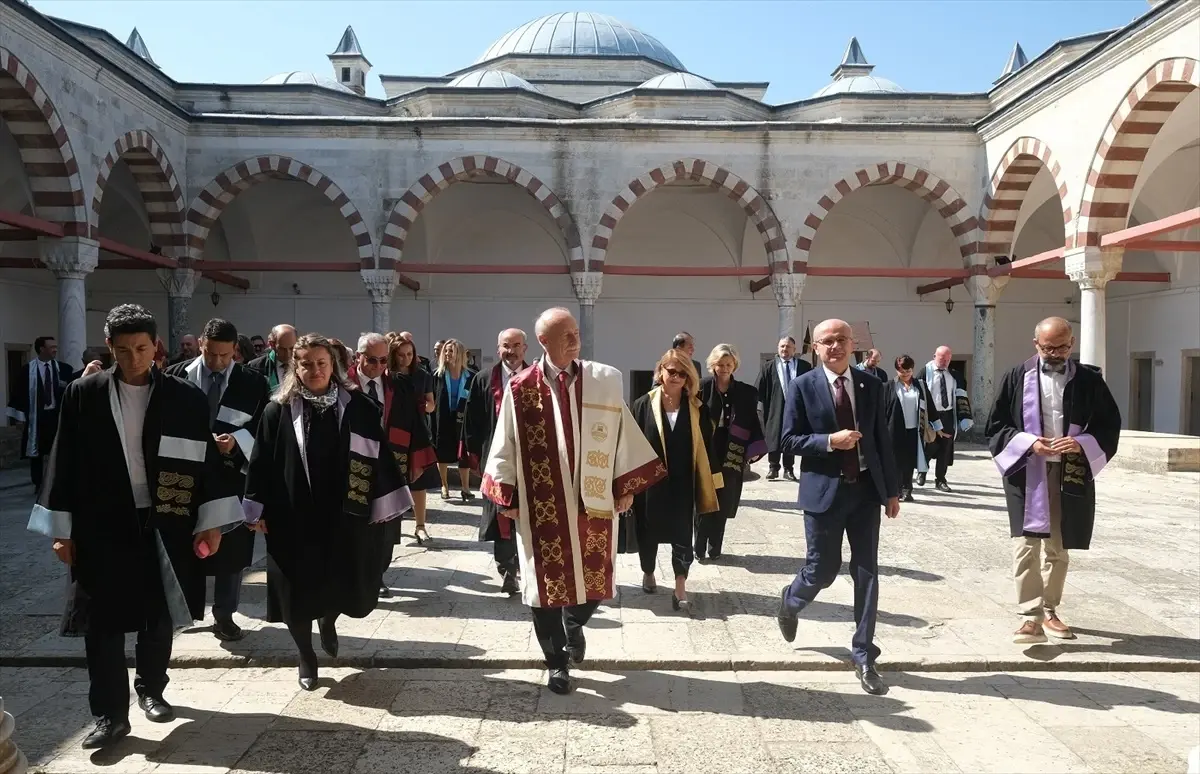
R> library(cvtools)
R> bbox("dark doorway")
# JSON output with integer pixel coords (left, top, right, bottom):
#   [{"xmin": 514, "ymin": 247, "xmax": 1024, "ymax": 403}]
[
  {"xmin": 1130, "ymin": 352, "xmax": 1154, "ymax": 432},
  {"xmin": 629, "ymin": 370, "xmax": 653, "ymax": 403},
  {"xmin": 1184, "ymin": 352, "xmax": 1200, "ymax": 436}
]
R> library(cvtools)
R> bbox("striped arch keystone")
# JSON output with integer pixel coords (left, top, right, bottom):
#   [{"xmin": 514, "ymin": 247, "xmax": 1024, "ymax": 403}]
[
  {"xmin": 979, "ymin": 137, "xmax": 1072, "ymax": 256},
  {"xmin": 795, "ymin": 162, "xmax": 977, "ymax": 267},
  {"xmin": 91, "ymin": 130, "xmax": 186, "ymax": 252},
  {"xmin": 379, "ymin": 155, "xmax": 583, "ymax": 270},
  {"xmin": 591, "ymin": 159, "xmax": 789, "ymax": 273},
  {"xmin": 1076, "ymin": 57, "xmax": 1199, "ymax": 248},
  {"xmin": 185, "ymin": 155, "xmax": 374, "ymax": 265},
  {"xmin": 0, "ymin": 47, "xmax": 88, "ymax": 235}
]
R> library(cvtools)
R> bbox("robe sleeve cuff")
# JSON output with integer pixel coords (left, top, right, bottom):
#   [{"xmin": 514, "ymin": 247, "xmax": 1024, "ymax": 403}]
[
  {"xmin": 613, "ymin": 459, "xmax": 668, "ymax": 498},
  {"xmin": 370, "ymin": 485, "xmax": 414, "ymax": 524},
  {"xmin": 1073, "ymin": 433, "xmax": 1108, "ymax": 476},
  {"xmin": 959, "ymin": 418, "xmax": 974, "ymax": 432},
  {"xmin": 28, "ymin": 504, "xmax": 71, "ymax": 539},
  {"xmin": 993, "ymin": 431, "xmax": 1037, "ymax": 475},
  {"xmin": 195, "ymin": 495, "xmax": 244, "ymax": 534},
  {"xmin": 930, "ymin": 418, "xmax": 944, "ymax": 432},
  {"xmin": 745, "ymin": 439, "xmax": 768, "ymax": 459},
  {"xmin": 242, "ymin": 498, "xmax": 265, "ymax": 524},
  {"xmin": 388, "ymin": 426, "xmax": 411, "ymax": 449},
  {"xmin": 6, "ymin": 406, "xmax": 26, "ymax": 422},
  {"xmin": 411, "ymin": 445, "xmax": 437, "ymax": 471},
  {"xmin": 482, "ymin": 474, "xmax": 514, "ymax": 507},
  {"xmin": 231, "ymin": 428, "xmax": 255, "ymax": 461}
]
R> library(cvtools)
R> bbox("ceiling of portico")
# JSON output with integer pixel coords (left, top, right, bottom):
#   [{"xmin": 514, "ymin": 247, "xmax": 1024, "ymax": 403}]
[{"xmin": 807, "ymin": 185, "xmax": 962, "ymax": 270}]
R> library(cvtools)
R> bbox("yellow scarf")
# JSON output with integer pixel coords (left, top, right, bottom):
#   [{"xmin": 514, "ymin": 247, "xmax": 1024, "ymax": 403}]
[{"xmin": 649, "ymin": 387, "xmax": 721, "ymax": 515}]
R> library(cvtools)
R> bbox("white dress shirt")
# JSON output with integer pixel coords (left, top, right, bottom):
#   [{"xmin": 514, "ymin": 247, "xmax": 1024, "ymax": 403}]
[
  {"xmin": 931, "ymin": 368, "xmax": 953, "ymax": 413},
  {"xmin": 777, "ymin": 357, "xmax": 797, "ymax": 390},
  {"xmin": 896, "ymin": 382, "xmax": 920, "ymax": 430},
  {"xmin": 821, "ymin": 364, "xmax": 866, "ymax": 471},
  {"xmin": 357, "ymin": 370, "xmax": 385, "ymax": 401},
  {"xmin": 200, "ymin": 359, "xmax": 233, "ymax": 401},
  {"xmin": 501, "ymin": 361, "xmax": 519, "ymax": 391},
  {"xmin": 1039, "ymin": 359, "xmax": 1067, "ymax": 462},
  {"xmin": 118, "ymin": 380, "xmax": 153, "ymax": 508},
  {"xmin": 39, "ymin": 360, "xmax": 57, "ymax": 409}
]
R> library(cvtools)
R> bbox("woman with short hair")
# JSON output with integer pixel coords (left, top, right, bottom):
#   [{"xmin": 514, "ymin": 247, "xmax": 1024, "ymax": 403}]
[
  {"xmin": 629, "ymin": 349, "xmax": 719, "ymax": 612},
  {"xmin": 698, "ymin": 344, "xmax": 766, "ymax": 561},
  {"xmin": 886, "ymin": 354, "xmax": 939, "ymax": 503},
  {"xmin": 390, "ymin": 336, "xmax": 439, "ymax": 544},
  {"xmin": 432, "ymin": 338, "xmax": 476, "ymax": 502}
]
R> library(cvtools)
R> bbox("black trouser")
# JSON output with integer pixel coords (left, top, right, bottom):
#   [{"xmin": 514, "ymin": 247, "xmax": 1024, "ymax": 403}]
[
  {"xmin": 30, "ymin": 454, "xmax": 45, "ymax": 494},
  {"xmin": 767, "ymin": 451, "xmax": 795, "ymax": 473},
  {"xmin": 531, "ymin": 601, "xmax": 598, "ymax": 670},
  {"xmin": 899, "ymin": 465, "xmax": 914, "ymax": 492},
  {"xmin": 694, "ymin": 514, "xmax": 728, "ymax": 557},
  {"xmin": 494, "ymin": 533, "xmax": 518, "ymax": 579},
  {"xmin": 85, "ymin": 613, "xmax": 173, "ymax": 721},
  {"xmin": 212, "ymin": 571, "xmax": 242, "ymax": 623},
  {"xmin": 639, "ymin": 540, "xmax": 693, "ymax": 579},
  {"xmin": 930, "ymin": 410, "xmax": 955, "ymax": 482}
]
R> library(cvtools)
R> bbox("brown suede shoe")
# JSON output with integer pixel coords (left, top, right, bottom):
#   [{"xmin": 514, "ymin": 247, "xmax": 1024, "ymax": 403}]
[
  {"xmin": 1012, "ymin": 620, "xmax": 1048, "ymax": 644},
  {"xmin": 1043, "ymin": 612, "xmax": 1075, "ymax": 639}
]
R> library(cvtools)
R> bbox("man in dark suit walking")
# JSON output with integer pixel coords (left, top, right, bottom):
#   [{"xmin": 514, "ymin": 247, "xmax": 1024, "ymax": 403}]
[
  {"xmin": 756, "ymin": 336, "xmax": 811, "ymax": 481},
  {"xmin": 6, "ymin": 336, "xmax": 75, "ymax": 493},
  {"xmin": 775, "ymin": 318, "xmax": 899, "ymax": 695}
]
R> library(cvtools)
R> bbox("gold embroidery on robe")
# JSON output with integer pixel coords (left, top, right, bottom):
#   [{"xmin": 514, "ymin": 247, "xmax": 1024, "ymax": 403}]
[
  {"xmin": 156, "ymin": 487, "xmax": 193, "ymax": 505},
  {"xmin": 583, "ymin": 568, "xmax": 606, "ymax": 593},
  {"xmin": 586, "ymin": 450, "xmax": 610, "ymax": 469},
  {"xmin": 544, "ymin": 575, "xmax": 570, "ymax": 605},
  {"xmin": 531, "ymin": 460, "xmax": 553, "ymax": 487},
  {"xmin": 533, "ymin": 498, "xmax": 559, "ymax": 527},
  {"xmin": 584, "ymin": 526, "xmax": 608, "ymax": 555},
  {"xmin": 583, "ymin": 475, "xmax": 606, "ymax": 498},
  {"xmin": 539, "ymin": 536, "xmax": 565, "ymax": 567}
]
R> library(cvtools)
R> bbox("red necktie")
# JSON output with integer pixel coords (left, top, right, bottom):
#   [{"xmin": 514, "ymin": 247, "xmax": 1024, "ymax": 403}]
[
  {"xmin": 833, "ymin": 376, "xmax": 859, "ymax": 482},
  {"xmin": 557, "ymin": 369, "xmax": 575, "ymax": 473}
]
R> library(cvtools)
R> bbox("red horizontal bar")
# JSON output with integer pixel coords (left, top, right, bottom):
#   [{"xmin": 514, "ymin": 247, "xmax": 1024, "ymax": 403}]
[
  {"xmin": 0, "ymin": 258, "xmax": 44, "ymax": 269},
  {"xmin": 194, "ymin": 260, "xmax": 362, "ymax": 272},
  {"xmin": 603, "ymin": 265, "xmax": 766, "ymax": 277},
  {"xmin": 1124, "ymin": 239, "xmax": 1200, "ymax": 252},
  {"xmin": 989, "ymin": 246, "xmax": 1065, "ymax": 276},
  {"xmin": 97, "ymin": 237, "xmax": 177, "ymax": 269},
  {"xmin": 400, "ymin": 263, "xmax": 570, "ymax": 275},
  {"xmin": 398, "ymin": 273, "xmax": 420, "ymax": 292},
  {"xmin": 807, "ymin": 267, "xmax": 971, "ymax": 278},
  {"xmin": 0, "ymin": 210, "xmax": 64, "ymax": 237},
  {"xmin": 915, "ymin": 277, "xmax": 964, "ymax": 295},
  {"xmin": 1101, "ymin": 207, "xmax": 1200, "ymax": 247},
  {"xmin": 203, "ymin": 269, "xmax": 250, "ymax": 290}
]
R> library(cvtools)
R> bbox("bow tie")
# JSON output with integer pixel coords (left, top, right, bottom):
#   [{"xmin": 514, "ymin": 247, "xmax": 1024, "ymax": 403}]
[{"xmin": 1041, "ymin": 363, "xmax": 1066, "ymax": 374}]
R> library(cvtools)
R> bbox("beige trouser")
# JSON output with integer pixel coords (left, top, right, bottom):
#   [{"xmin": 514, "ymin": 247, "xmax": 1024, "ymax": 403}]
[{"xmin": 1012, "ymin": 462, "xmax": 1069, "ymax": 623}]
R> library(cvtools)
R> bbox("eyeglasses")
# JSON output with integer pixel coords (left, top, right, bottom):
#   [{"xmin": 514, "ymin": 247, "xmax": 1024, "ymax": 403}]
[
  {"xmin": 360, "ymin": 356, "xmax": 387, "ymax": 366},
  {"xmin": 1036, "ymin": 341, "xmax": 1072, "ymax": 356},
  {"xmin": 815, "ymin": 336, "xmax": 852, "ymax": 349}
]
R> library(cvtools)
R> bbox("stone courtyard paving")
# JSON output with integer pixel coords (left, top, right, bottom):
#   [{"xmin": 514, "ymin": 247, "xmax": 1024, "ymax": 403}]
[{"xmin": 2, "ymin": 447, "xmax": 1199, "ymax": 772}]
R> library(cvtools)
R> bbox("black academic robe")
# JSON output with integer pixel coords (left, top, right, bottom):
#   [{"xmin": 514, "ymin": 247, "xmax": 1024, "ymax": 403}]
[
  {"xmin": 756, "ymin": 357, "xmax": 812, "ymax": 453},
  {"xmin": 985, "ymin": 358, "xmax": 1121, "ymax": 550},
  {"xmin": 431, "ymin": 368, "xmax": 476, "ymax": 464},
  {"xmin": 462, "ymin": 361, "xmax": 527, "ymax": 540},
  {"xmin": 30, "ymin": 367, "xmax": 243, "ymax": 635},
  {"xmin": 917, "ymin": 366, "xmax": 971, "ymax": 465},
  {"xmin": 246, "ymin": 351, "xmax": 286, "ymax": 392},
  {"xmin": 700, "ymin": 376, "xmax": 766, "ymax": 520},
  {"xmin": 165, "ymin": 357, "xmax": 270, "ymax": 575},
  {"xmin": 885, "ymin": 379, "xmax": 937, "ymax": 474},
  {"xmin": 244, "ymin": 389, "xmax": 411, "ymax": 623},
  {"xmin": 6, "ymin": 359, "xmax": 74, "ymax": 459},
  {"xmin": 629, "ymin": 393, "xmax": 715, "ymax": 546}
]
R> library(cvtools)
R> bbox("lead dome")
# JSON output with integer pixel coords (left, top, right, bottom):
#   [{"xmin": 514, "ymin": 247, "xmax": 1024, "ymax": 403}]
[
  {"xmin": 811, "ymin": 37, "xmax": 904, "ymax": 98},
  {"xmin": 261, "ymin": 71, "xmax": 355, "ymax": 94},
  {"xmin": 476, "ymin": 12, "xmax": 685, "ymax": 71},
  {"xmin": 447, "ymin": 69, "xmax": 542, "ymax": 91},
  {"xmin": 638, "ymin": 73, "xmax": 716, "ymax": 90}
]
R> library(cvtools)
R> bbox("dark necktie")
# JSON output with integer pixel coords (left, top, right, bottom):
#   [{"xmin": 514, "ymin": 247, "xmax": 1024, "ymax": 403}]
[
  {"xmin": 368, "ymin": 379, "xmax": 380, "ymax": 403},
  {"xmin": 207, "ymin": 371, "xmax": 224, "ymax": 426},
  {"xmin": 937, "ymin": 369, "xmax": 949, "ymax": 410},
  {"xmin": 557, "ymin": 369, "xmax": 575, "ymax": 472},
  {"xmin": 833, "ymin": 376, "xmax": 858, "ymax": 482}
]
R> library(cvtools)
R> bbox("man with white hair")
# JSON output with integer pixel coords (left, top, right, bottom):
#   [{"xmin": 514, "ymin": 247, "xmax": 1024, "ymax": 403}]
[
  {"xmin": 916, "ymin": 345, "xmax": 972, "ymax": 492},
  {"xmin": 484, "ymin": 307, "xmax": 664, "ymax": 694},
  {"xmin": 246, "ymin": 324, "xmax": 297, "ymax": 392},
  {"xmin": 463, "ymin": 327, "xmax": 531, "ymax": 595}
]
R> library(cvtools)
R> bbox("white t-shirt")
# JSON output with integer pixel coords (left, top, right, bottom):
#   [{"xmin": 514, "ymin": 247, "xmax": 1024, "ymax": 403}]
[
  {"xmin": 118, "ymin": 380, "xmax": 153, "ymax": 508},
  {"xmin": 666, "ymin": 409, "xmax": 679, "ymax": 430}
]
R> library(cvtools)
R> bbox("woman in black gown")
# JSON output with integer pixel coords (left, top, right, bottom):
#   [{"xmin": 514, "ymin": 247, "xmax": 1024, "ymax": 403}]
[
  {"xmin": 390, "ymin": 336, "xmax": 439, "ymax": 544},
  {"xmin": 431, "ymin": 338, "xmax": 477, "ymax": 502},
  {"xmin": 630, "ymin": 349, "xmax": 719, "ymax": 613},
  {"xmin": 698, "ymin": 344, "xmax": 766, "ymax": 560},
  {"xmin": 243, "ymin": 334, "xmax": 412, "ymax": 690},
  {"xmin": 885, "ymin": 354, "xmax": 938, "ymax": 503}
]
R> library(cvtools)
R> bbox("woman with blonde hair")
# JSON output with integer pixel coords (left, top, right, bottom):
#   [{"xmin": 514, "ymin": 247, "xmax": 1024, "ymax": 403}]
[
  {"xmin": 432, "ymin": 338, "xmax": 476, "ymax": 501},
  {"xmin": 390, "ymin": 335, "xmax": 439, "ymax": 544},
  {"xmin": 628, "ymin": 349, "xmax": 719, "ymax": 612},
  {"xmin": 698, "ymin": 344, "xmax": 766, "ymax": 560}
]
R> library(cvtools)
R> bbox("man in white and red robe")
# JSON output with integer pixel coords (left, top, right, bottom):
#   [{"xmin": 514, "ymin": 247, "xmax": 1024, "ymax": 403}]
[{"xmin": 483, "ymin": 308, "xmax": 664, "ymax": 694}]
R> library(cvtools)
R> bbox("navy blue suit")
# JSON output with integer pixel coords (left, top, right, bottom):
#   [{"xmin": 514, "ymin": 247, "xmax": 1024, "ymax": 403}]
[{"xmin": 779, "ymin": 364, "xmax": 899, "ymax": 665}]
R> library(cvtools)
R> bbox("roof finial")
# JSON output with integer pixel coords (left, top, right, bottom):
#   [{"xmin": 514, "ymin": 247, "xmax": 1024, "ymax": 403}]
[
  {"xmin": 831, "ymin": 37, "xmax": 875, "ymax": 80},
  {"xmin": 997, "ymin": 42, "xmax": 1028, "ymax": 82},
  {"xmin": 331, "ymin": 26, "xmax": 366, "ymax": 58},
  {"xmin": 125, "ymin": 28, "xmax": 159, "ymax": 68}
]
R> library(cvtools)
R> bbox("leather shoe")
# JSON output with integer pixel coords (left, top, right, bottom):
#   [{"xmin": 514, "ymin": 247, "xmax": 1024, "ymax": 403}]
[
  {"xmin": 783, "ymin": 469, "xmax": 797, "ymax": 481},
  {"xmin": 566, "ymin": 633, "xmax": 586, "ymax": 665},
  {"xmin": 855, "ymin": 664, "xmax": 887, "ymax": 695},
  {"xmin": 776, "ymin": 586, "xmax": 798, "ymax": 643},
  {"xmin": 81, "ymin": 717, "xmax": 131, "ymax": 749},
  {"xmin": 501, "ymin": 572, "xmax": 520, "ymax": 597},
  {"xmin": 916, "ymin": 472, "xmax": 926, "ymax": 487},
  {"xmin": 547, "ymin": 668, "xmax": 571, "ymax": 695},
  {"xmin": 298, "ymin": 676, "xmax": 318, "ymax": 691},
  {"xmin": 378, "ymin": 585, "xmax": 393, "ymax": 598},
  {"xmin": 138, "ymin": 694, "xmax": 175, "ymax": 723},
  {"xmin": 935, "ymin": 480, "xmax": 952, "ymax": 493},
  {"xmin": 318, "ymin": 617, "xmax": 339, "ymax": 658},
  {"xmin": 1043, "ymin": 612, "xmax": 1075, "ymax": 640},
  {"xmin": 901, "ymin": 489, "xmax": 914, "ymax": 503},
  {"xmin": 765, "ymin": 469, "xmax": 779, "ymax": 481},
  {"xmin": 212, "ymin": 618, "xmax": 244, "ymax": 642}
]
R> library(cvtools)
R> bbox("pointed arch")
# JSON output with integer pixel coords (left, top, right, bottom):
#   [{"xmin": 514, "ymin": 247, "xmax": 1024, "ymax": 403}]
[
  {"xmin": 90, "ymin": 129, "xmax": 186, "ymax": 252},
  {"xmin": 185, "ymin": 155, "xmax": 374, "ymax": 264},
  {"xmin": 795, "ymin": 162, "xmax": 977, "ymax": 267},
  {"xmin": 0, "ymin": 46, "xmax": 88, "ymax": 234},
  {"xmin": 591, "ymin": 159, "xmax": 788, "ymax": 272},
  {"xmin": 378, "ymin": 155, "xmax": 583, "ymax": 270},
  {"xmin": 979, "ymin": 137, "xmax": 1072, "ymax": 257},
  {"xmin": 1076, "ymin": 57, "xmax": 1199, "ymax": 247}
]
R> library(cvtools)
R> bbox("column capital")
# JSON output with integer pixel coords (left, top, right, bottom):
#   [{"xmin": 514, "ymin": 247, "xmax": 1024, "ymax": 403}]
[
  {"xmin": 360, "ymin": 269, "xmax": 397, "ymax": 303},
  {"xmin": 771, "ymin": 271, "xmax": 806, "ymax": 307},
  {"xmin": 1064, "ymin": 245, "xmax": 1123, "ymax": 289},
  {"xmin": 39, "ymin": 236, "xmax": 99, "ymax": 279},
  {"xmin": 572, "ymin": 271, "xmax": 603, "ymax": 306},
  {"xmin": 965, "ymin": 274, "xmax": 1009, "ymax": 307},
  {"xmin": 157, "ymin": 267, "xmax": 198, "ymax": 298}
]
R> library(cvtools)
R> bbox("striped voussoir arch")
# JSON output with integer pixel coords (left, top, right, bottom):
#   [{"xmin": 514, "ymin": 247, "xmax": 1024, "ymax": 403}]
[
  {"xmin": 0, "ymin": 47, "xmax": 87, "ymax": 236},
  {"xmin": 795, "ymin": 162, "xmax": 976, "ymax": 266},
  {"xmin": 185, "ymin": 155, "xmax": 373, "ymax": 265},
  {"xmin": 378, "ymin": 155, "xmax": 583, "ymax": 270},
  {"xmin": 1076, "ymin": 57, "xmax": 1199, "ymax": 248},
  {"xmin": 591, "ymin": 159, "xmax": 788, "ymax": 272},
  {"xmin": 91, "ymin": 130, "xmax": 186, "ymax": 252},
  {"xmin": 979, "ymin": 137, "xmax": 1071, "ymax": 256}
]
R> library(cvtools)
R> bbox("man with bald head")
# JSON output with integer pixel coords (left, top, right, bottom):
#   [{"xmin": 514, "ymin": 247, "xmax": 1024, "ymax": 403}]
[
  {"xmin": 757, "ymin": 335, "xmax": 812, "ymax": 481},
  {"xmin": 246, "ymin": 324, "xmax": 297, "ymax": 391},
  {"xmin": 917, "ymin": 344, "xmax": 972, "ymax": 492},
  {"xmin": 483, "ymin": 307, "xmax": 664, "ymax": 694},
  {"xmin": 986, "ymin": 317, "xmax": 1120, "ymax": 644},
  {"xmin": 775, "ymin": 318, "xmax": 899, "ymax": 695},
  {"xmin": 463, "ymin": 327, "xmax": 531, "ymax": 595}
]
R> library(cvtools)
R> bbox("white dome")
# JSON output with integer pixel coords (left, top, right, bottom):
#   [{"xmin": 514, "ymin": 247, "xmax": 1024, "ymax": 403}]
[
  {"xmin": 261, "ymin": 71, "xmax": 354, "ymax": 93},
  {"xmin": 638, "ymin": 72, "xmax": 715, "ymax": 90},
  {"xmin": 812, "ymin": 74, "xmax": 904, "ymax": 98},
  {"xmin": 478, "ymin": 12, "xmax": 684, "ymax": 71},
  {"xmin": 446, "ymin": 69, "xmax": 541, "ymax": 91}
]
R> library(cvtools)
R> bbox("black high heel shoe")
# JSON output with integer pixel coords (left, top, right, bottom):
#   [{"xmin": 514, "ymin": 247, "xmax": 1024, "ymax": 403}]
[
  {"xmin": 318, "ymin": 616, "xmax": 339, "ymax": 658},
  {"xmin": 298, "ymin": 651, "xmax": 318, "ymax": 691}
]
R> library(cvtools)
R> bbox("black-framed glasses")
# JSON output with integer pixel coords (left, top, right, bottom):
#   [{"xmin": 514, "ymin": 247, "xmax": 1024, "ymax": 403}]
[{"xmin": 1036, "ymin": 341, "xmax": 1072, "ymax": 356}]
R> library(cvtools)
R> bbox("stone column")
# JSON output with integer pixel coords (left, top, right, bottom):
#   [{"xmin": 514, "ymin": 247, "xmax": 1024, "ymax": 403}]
[
  {"xmin": 360, "ymin": 269, "xmax": 397, "ymax": 333},
  {"xmin": 1065, "ymin": 246, "xmax": 1123, "ymax": 373},
  {"xmin": 572, "ymin": 272, "xmax": 603, "ymax": 360},
  {"xmin": 157, "ymin": 268, "xmax": 198, "ymax": 354},
  {"xmin": 40, "ymin": 236, "xmax": 99, "ymax": 369},
  {"xmin": 771, "ymin": 272, "xmax": 806, "ymax": 340},
  {"xmin": 0, "ymin": 695, "xmax": 28, "ymax": 774},
  {"xmin": 966, "ymin": 274, "xmax": 1009, "ymax": 428}
]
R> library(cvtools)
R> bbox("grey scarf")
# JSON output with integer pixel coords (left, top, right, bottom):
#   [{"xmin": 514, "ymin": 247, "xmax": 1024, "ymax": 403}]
[{"xmin": 299, "ymin": 382, "xmax": 339, "ymax": 413}]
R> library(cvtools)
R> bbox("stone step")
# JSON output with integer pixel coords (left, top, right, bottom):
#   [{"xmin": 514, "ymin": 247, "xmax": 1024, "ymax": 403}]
[{"xmin": 1111, "ymin": 430, "xmax": 1200, "ymax": 473}]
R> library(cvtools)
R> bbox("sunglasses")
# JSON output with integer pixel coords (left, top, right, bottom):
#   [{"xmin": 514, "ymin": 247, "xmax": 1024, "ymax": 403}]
[
  {"xmin": 360, "ymin": 356, "xmax": 387, "ymax": 366},
  {"xmin": 663, "ymin": 368, "xmax": 686, "ymax": 379}
]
